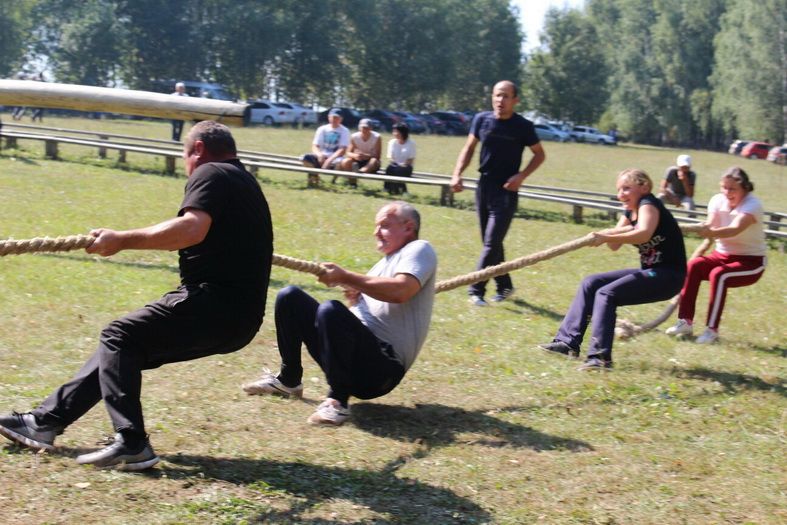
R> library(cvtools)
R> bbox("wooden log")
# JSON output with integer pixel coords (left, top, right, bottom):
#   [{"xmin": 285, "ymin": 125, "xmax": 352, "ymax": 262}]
[{"xmin": 0, "ymin": 80, "xmax": 250, "ymax": 127}]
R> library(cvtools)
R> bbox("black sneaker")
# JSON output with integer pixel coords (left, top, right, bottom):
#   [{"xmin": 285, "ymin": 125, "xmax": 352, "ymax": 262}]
[
  {"xmin": 577, "ymin": 357, "xmax": 613, "ymax": 371},
  {"xmin": 76, "ymin": 433, "xmax": 159, "ymax": 471},
  {"xmin": 538, "ymin": 341, "xmax": 580, "ymax": 358},
  {"xmin": 0, "ymin": 412, "xmax": 60, "ymax": 451}
]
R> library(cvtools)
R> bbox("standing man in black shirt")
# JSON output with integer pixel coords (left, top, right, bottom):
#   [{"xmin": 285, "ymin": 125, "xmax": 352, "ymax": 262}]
[
  {"xmin": 450, "ymin": 80, "xmax": 546, "ymax": 306},
  {"xmin": 0, "ymin": 121, "xmax": 273, "ymax": 470}
]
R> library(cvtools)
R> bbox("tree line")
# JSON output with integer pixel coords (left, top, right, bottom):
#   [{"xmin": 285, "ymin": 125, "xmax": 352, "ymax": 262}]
[
  {"xmin": 525, "ymin": 0, "xmax": 786, "ymax": 147},
  {"xmin": 0, "ymin": 0, "xmax": 784, "ymax": 148}
]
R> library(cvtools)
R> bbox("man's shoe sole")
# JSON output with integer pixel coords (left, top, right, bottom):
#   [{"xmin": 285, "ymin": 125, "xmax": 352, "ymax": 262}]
[
  {"xmin": 243, "ymin": 383, "xmax": 303, "ymax": 399},
  {"xmin": 0, "ymin": 425, "xmax": 55, "ymax": 451},
  {"xmin": 112, "ymin": 456, "xmax": 160, "ymax": 471}
]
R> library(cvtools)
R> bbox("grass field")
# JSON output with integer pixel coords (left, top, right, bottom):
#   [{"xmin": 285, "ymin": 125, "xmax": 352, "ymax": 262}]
[{"xmin": 0, "ymin": 116, "xmax": 785, "ymax": 524}]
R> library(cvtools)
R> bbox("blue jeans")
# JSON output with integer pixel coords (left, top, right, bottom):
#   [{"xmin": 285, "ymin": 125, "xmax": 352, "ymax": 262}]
[
  {"xmin": 554, "ymin": 268, "xmax": 684, "ymax": 362},
  {"xmin": 275, "ymin": 286, "xmax": 405, "ymax": 405},
  {"xmin": 470, "ymin": 178, "xmax": 518, "ymax": 297}
]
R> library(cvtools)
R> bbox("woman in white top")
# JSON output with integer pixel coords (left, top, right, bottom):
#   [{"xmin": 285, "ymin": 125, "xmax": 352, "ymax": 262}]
[
  {"xmin": 666, "ymin": 167, "xmax": 767, "ymax": 344},
  {"xmin": 385, "ymin": 123, "xmax": 416, "ymax": 195}
]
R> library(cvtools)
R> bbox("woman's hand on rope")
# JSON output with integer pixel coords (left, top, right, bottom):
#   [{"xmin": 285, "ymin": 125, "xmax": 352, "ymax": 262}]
[
  {"xmin": 86, "ymin": 228, "xmax": 124, "ymax": 257},
  {"xmin": 589, "ymin": 231, "xmax": 608, "ymax": 247}
]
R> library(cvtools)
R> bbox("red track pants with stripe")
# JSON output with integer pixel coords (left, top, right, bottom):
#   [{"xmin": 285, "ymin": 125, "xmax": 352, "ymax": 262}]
[{"xmin": 677, "ymin": 251, "xmax": 766, "ymax": 330}]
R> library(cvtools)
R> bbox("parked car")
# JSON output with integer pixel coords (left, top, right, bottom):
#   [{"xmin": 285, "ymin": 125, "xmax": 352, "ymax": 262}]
[
  {"xmin": 392, "ymin": 111, "xmax": 428, "ymax": 134},
  {"xmin": 430, "ymin": 111, "xmax": 469, "ymax": 135},
  {"xmin": 728, "ymin": 139, "xmax": 750, "ymax": 155},
  {"xmin": 248, "ymin": 99, "xmax": 293, "ymax": 125},
  {"xmin": 286, "ymin": 102, "xmax": 318, "ymax": 127},
  {"xmin": 318, "ymin": 107, "xmax": 364, "ymax": 128},
  {"xmin": 362, "ymin": 109, "xmax": 403, "ymax": 132},
  {"xmin": 766, "ymin": 145, "xmax": 787, "ymax": 165},
  {"xmin": 569, "ymin": 125, "xmax": 616, "ymax": 144},
  {"xmin": 417, "ymin": 113, "xmax": 448, "ymax": 135},
  {"xmin": 740, "ymin": 141, "xmax": 774, "ymax": 159},
  {"xmin": 534, "ymin": 123, "xmax": 571, "ymax": 142}
]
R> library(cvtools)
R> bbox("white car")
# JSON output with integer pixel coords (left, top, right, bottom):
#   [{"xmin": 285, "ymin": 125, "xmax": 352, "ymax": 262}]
[
  {"xmin": 534, "ymin": 123, "xmax": 572, "ymax": 142},
  {"xmin": 570, "ymin": 125, "xmax": 617, "ymax": 145},
  {"xmin": 276, "ymin": 102, "xmax": 317, "ymax": 127},
  {"xmin": 248, "ymin": 99, "xmax": 295, "ymax": 125}
]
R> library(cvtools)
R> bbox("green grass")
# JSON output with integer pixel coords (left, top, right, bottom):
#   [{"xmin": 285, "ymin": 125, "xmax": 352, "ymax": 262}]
[{"xmin": 0, "ymin": 116, "xmax": 785, "ymax": 524}]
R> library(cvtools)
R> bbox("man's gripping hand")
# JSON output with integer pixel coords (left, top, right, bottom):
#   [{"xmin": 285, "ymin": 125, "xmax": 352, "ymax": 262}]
[{"xmin": 86, "ymin": 228, "xmax": 125, "ymax": 257}]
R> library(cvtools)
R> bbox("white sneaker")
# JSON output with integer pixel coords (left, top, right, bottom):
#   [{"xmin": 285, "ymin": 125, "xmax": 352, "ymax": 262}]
[
  {"xmin": 469, "ymin": 295, "xmax": 488, "ymax": 307},
  {"xmin": 695, "ymin": 328, "xmax": 719, "ymax": 344},
  {"xmin": 665, "ymin": 319, "xmax": 693, "ymax": 337},
  {"xmin": 242, "ymin": 369, "xmax": 303, "ymax": 398},
  {"xmin": 307, "ymin": 399, "xmax": 350, "ymax": 426}
]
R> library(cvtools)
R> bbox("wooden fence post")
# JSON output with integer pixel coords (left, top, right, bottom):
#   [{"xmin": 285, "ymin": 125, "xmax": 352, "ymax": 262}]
[
  {"xmin": 45, "ymin": 139, "xmax": 58, "ymax": 159},
  {"xmin": 98, "ymin": 135, "xmax": 107, "ymax": 158}
]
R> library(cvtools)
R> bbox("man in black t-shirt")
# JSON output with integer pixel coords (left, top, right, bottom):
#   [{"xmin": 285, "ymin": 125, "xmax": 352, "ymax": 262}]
[
  {"xmin": 450, "ymin": 80, "xmax": 546, "ymax": 306},
  {"xmin": 0, "ymin": 121, "xmax": 273, "ymax": 470}
]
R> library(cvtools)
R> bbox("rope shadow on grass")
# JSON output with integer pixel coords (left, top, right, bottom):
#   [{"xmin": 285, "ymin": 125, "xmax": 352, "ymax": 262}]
[
  {"xmin": 38, "ymin": 252, "xmax": 326, "ymax": 294},
  {"xmin": 668, "ymin": 366, "xmax": 785, "ymax": 398},
  {"xmin": 156, "ymin": 455, "xmax": 492, "ymax": 524},
  {"xmin": 351, "ymin": 402, "xmax": 593, "ymax": 453}
]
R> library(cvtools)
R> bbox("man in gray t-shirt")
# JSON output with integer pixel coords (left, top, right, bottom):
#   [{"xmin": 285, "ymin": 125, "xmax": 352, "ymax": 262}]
[{"xmin": 243, "ymin": 201, "xmax": 437, "ymax": 426}]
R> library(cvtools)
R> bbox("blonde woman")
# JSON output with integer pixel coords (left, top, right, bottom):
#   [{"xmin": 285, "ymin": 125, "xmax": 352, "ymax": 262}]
[{"xmin": 540, "ymin": 169, "xmax": 687, "ymax": 370}]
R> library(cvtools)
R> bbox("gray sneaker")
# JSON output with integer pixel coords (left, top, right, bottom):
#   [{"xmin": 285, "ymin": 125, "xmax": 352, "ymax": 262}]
[
  {"xmin": 469, "ymin": 295, "xmax": 488, "ymax": 307},
  {"xmin": 490, "ymin": 288, "xmax": 515, "ymax": 302},
  {"xmin": 76, "ymin": 433, "xmax": 159, "ymax": 471},
  {"xmin": 0, "ymin": 412, "xmax": 60, "ymax": 451},
  {"xmin": 242, "ymin": 369, "xmax": 304, "ymax": 398}
]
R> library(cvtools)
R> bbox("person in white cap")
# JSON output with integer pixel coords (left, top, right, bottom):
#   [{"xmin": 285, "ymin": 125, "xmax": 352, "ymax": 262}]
[
  {"xmin": 337, "ymin": 118, "xmax": 381, "ymax": 188},
  {"xmin": 658, "ymin": 154, "xmax": 696, "ymax": 211}
]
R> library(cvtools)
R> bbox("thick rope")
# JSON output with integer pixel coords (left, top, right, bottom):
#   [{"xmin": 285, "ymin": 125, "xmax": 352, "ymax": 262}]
[
  {"xmin": 1, "ymin": 224, "xmax": 705, "ymax": 289},
  {"xmin": 0, "ymin": 234, "xmax": 328, "ymax": 276}
]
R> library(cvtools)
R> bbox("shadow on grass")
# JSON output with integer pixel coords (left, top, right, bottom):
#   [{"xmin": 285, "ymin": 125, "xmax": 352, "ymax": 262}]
[
  {"xmin": 670, "ymin": 366, "xmax": 785, "ymax": 397},
  {"xmin": 505, "ymin": 298, "xmax": 564, "ymax": 321},
  {"xmin": 352, "ymin": 402, "xmax": 593, "ymax": 453},
  {"xmin": 158, "ymin": 454, "xmax": 491, "ymax": 524},
  {"xmin": 748, "ymin": 343, "xmax": 786, "ymax": 358}
]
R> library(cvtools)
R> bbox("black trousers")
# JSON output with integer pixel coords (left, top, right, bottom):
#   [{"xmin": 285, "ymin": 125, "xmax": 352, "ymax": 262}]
[
  {"xmin": 275, "ymin": 286, "xmax": 405, "ymax": 405},
  {"xmin": 384, "ymin": 164, "xmax": 412, "ymax": 194},
  {"xmin": 32, "ymin": 284, "xmax": 263, "ymax": 440},
  {"xmin": 470, "ymin": 178, "xmax": 518, "ymax": 297},
  {"xmin": 172, "ymin": 120, "xmax": 184, "ymax": 141}
]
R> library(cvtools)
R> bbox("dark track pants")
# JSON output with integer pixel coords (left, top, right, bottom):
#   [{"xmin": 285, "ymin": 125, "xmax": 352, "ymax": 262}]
[
  {"xmin": 32, "ymin": 284, "xmax": 263, "ymax": 441},
  {"xmin": 554, "ymin": 268, "xmax": 684, "ymax": 362},
  {"xmin": 470, "ymin": 179, "xmax": 518, "ymax": 297},
  {"xmin": 275, "ymin": 286, "xmax": 405, "ymax": 405}
]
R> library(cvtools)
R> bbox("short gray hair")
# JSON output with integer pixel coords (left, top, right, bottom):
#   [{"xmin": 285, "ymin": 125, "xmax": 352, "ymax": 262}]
[{"xmin": 388, "ymin": 201, "xmax": 421, "ymax": 237}]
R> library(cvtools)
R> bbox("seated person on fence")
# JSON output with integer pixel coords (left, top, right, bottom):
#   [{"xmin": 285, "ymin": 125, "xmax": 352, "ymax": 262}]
[
  {"xmin": 658, "ymin": 154, "xmax": 696, "ymax": 211},
  {"xmin": 301, "ymin": 109, "xmax": 350, "ymax": 187},
  {"xmin": 665, "ymin": 167, "xmax": 766, "ymax": 345},
  {"xmin": 336, "ymin": 118, "xmax": 381, "ymax": 188},
  {"xmin": 243, "ymin": 201, "xmax": 437, "ymax": 426},
  {"xmin": 384, "ymin": 123, "xmax": 416, "ymax": 195},
  {"xmin": 0, "ymin": 121, "xmax": 273, "ymax": 470},
  {"xmin": 539, "ymin": 168, "xmax": 687, "ymax": 371}
]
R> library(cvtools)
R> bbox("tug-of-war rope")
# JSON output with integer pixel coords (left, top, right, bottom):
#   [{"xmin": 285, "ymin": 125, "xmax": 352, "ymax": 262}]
[{"xmin": 0, "ymin": 224, "xmax": 709, "ymax": 340}]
